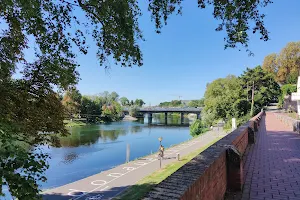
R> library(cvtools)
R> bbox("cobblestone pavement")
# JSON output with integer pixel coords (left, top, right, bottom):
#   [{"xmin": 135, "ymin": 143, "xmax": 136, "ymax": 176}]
[{"xmin": 238, "ymin": 112, "xmax": 300, "ymax": 200}]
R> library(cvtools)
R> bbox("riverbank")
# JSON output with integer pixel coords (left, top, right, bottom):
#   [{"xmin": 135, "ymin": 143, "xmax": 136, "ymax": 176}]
[
  {"xmin": 42, "ymin": 129, "xmax": 226, "ymax": 200},
  {"xmin": 122, "ymin": 115, "xmax": 138, "ymax": 121},
  {"xmin": 64, "ymin": 120, "xmax": 86, "ymax": 127}
]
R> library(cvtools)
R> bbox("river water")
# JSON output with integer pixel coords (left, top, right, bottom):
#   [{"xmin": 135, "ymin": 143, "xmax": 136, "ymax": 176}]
[{"xmin": 42, "ymin": 114, "xmax": 193, "ymax": 189}]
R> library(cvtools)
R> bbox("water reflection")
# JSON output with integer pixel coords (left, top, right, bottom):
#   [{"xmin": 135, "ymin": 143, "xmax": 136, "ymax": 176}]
[
  {"xmin": 42, "ymin": 114, "xmax": 194, "ymax": 189},
  {"xmin": 58, "ymin": 114, "xmax": 192, "ymax": 147}
]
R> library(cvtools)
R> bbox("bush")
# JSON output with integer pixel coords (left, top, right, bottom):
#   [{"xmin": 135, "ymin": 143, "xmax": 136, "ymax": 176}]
[
  {"xmin": 278, "ymin": 84, "xmax": 296, "ymax": 108},
  {"xmin": 190, "ymin": 119, "xmax": 207, "ymax": 137},
  {"xmin": 129, "ymin": 105, "xmax": 139, "ymax": 117}
]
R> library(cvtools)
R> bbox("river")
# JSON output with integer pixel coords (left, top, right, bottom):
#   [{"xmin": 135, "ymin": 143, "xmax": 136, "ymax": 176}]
[{"xmin": 42, "ymin": 114, "xmax": 194, "ymax": 190}]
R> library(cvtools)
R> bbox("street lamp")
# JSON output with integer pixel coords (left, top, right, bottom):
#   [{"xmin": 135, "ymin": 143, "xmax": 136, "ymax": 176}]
[
  {"xmin": 158, "ymin": 136, "xmax": 163, "ymax": 168},
  {"xmin": 158, "ymin": 137, "xmax": 163, "ymax": 146}
]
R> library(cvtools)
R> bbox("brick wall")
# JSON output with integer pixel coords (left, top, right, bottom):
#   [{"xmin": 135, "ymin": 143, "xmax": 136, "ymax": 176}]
[{"xmin": 143, "ymin": 111, "xmax": 264, "ymax": 200}]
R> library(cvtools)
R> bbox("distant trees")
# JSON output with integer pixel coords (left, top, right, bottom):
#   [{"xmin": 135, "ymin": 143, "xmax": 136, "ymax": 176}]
[
  {"xmin": 262, "ymin": 41, "xmax": 300, "ymax": 84},
  {"xmin": 61, "ymin": 90, "xmax": 146, "ymax": 121},
  {"xmin": 159, "ymin": 100, "xmax": 182, "ymax": 107},
  {"xmin": 134, "ymin": 99, "xmax": 145, "ymax": 107},
  {"xmin": 62, "ymin": 88, "xmax": 82, "ymax": 117},
  {"xmin": 120, "ymin": 97, "xmax": 130, "ymax": 106},
  {"xmin": 188, "ymin": 99, "xmax": 204, "ymax": 107}
]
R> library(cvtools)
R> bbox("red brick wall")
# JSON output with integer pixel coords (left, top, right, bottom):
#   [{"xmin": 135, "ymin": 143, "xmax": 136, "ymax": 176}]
[
  {"xmin": 232, "ymin": 128, "xmax": 248, "ymax": 155},
  {"xmin": 143, "ymin": 111, "xmax": 265, "ymax": 200},
  {"xmin": 180, "ymin": 152, "xmax": 227, "ymax": 200}
]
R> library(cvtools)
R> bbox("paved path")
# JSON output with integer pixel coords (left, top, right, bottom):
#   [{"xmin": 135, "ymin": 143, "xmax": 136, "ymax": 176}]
[
  {"xmin": 237, "ymin": 112, "xmax": 300, "ymax": 200},
  {"xmin": 43, "ymin": 130, "xmax": 225, "ymax": 200}
]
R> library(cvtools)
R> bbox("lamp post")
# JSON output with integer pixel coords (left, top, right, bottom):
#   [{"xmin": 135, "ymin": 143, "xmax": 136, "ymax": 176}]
[
  {"xmin": 158, "ymin": 137, "xmax": 163, "ymax": 146},
  {"xmin": 158, "ymin": 137, "xmax": 163, "ymax": 168}
]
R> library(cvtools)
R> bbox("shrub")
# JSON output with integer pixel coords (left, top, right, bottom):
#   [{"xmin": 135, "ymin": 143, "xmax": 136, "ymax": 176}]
[
  {"xmin": 278, "ymin": 84, "xmax": 296, "ymax": 108},
  {"xmin": 190, "ymin": 119, "xmax": 207, "ymax": 137}
]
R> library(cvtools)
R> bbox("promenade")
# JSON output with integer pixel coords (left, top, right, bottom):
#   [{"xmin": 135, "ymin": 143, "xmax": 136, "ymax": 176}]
[
  {"xmin": 230, "ymin": 112, "xmax": 300, "ymax": 200},
  {"xmin": 43, "ymin": 130, "xmax": 225, "ymax": 200}
]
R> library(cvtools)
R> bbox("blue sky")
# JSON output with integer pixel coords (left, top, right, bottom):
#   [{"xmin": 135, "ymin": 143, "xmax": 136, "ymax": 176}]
[{"xmin": 16, "ymin": 1, "xmax": 300, "ymax": 106}]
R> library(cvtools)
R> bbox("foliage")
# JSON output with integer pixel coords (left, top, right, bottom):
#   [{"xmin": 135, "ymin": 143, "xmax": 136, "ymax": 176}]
[
  {"xmin": 201, "ymin": 109, "xmax": 216, "ymax": 127},
  {"xmin": 262, "ymin": 53, "xmax": 277, "ymax": 75},
  {"xmin": 190, "ymin": 119, "xmax": 207, "ymax": 137},
  {"xmin": 64, "ymin": 120, "xmax": 86, "ymax": 127},
  {"xmin": 129, "ymin": 105, "xmax": 139, "ymax": 117},
  {"xmin": 80, "ymin": 96, "xmax": 101, "ymax": 116},
  {"xmin": 223, "ymin": 114, "xmax": 251, "ymax": 132},
  {"xmin": 232, "ymin": 99, "xmax": 251, "ymax": 118},
  {"xmin": 61, "ymin": 88, "xmax": 82, "ymax": 116},
  {"xmin": 262, "ymin": 41, "xmax": 300, "ymax": 84},
  {"xmin": 0, "ymin": 79, "xmax": 68, "ymax": 199},
  {"xmin": 120, "ymin": 97, "xmax": 130, "ymax": 106},
  {"xmin": 188, "ymin": 99, "xmax": 204, "ymax": 107},
  {"xmin": 240, "ymin": 66, "xmax": 280, "ymax": 116},
  {"xmin": 278, "ymin": 84, "xmax": 297, "ymax": 108},
  {"xmin": 101, "ymin": 101, "xmax": 122, "ymax": 122},
  {"xmin": 204, "ymin": 75, "xmax": 243, "ymax": 121},
  {"xmin": 159, "ymin": 100, "xmax": 182, "ymax": 107},
  {"xmin": 134, "ymin": 99, "xmax": 145, "ymax": 107},
  {"xmin": 203, "ymin": 66, "xmax": 280, "ymax": 129}
]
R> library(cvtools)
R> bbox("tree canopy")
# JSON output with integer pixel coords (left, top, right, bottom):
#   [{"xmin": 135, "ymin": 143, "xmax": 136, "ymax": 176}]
[
  {"xmin": 188, "ymin": 99, "xmax": 204, "ymax": 107},
  {"xmin": 203, "ymin": 66, "xmax": 280, "ymax": 127},
  {"xmin": 262, "ymin": 41, "xmax": 300, "ymax": 84}
]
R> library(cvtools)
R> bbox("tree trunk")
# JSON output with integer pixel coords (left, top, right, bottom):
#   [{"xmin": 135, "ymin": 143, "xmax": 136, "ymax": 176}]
[
  {"xmin": 247, "ymin": 82, "xmax": 249, "ymax": 101},
  {"xmin": 250, "ymin": 81, "xmax": 255, "ymax": 116}
]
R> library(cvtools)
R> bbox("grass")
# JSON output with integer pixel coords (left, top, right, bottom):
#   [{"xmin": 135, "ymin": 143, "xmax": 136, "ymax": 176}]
[
  {"xmin": 115, "ymin": 137, "xmax": 222, "ymax": 200},
  {"xmin": 63, "ymin": 119, "xmax": 86, "ymax": 127}
]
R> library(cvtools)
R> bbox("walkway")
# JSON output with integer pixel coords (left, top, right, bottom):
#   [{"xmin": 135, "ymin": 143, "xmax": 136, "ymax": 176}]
[
  {"xmin": 43, "ymin": 130, "xmax": 225, "ymax": 200},
  {"xmin": 237, "ymin": 112, "xmax": 300, "ymax": 200}
]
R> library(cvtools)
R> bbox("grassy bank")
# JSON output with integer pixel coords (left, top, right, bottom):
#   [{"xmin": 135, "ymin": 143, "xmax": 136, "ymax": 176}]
[
  {"xmin": 115, "ymin": 137, "xmax": 222, "ymax": 200},
  {"xmin": 64, "ymin": 120, "xmax": 86, "ymax": 127}
]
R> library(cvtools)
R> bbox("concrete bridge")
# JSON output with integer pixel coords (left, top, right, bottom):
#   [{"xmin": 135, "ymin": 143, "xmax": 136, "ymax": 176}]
[{"xmin": 123, "ymin": 107, "xmax": 202, "ymax": 124}]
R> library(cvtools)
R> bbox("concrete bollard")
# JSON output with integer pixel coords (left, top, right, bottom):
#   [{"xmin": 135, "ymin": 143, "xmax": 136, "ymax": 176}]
[{"xmin": 176, "ymin": 153, "xmax": 180, "ymax": 161}]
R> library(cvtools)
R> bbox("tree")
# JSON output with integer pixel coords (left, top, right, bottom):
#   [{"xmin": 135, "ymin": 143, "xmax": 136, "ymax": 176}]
[
  {"xmin": 188, "ymin": 99, "xmax": 204, "ymax": 107},
  {"xmin": 101, "ymin": 101, "xmax": 122, "ymax": 122},
  {"xmin": 262, "ymin": 53, "xmax": 278, "ymax": 76},
  {"xmin": 110, "ymin": 92, "xmax": 119, "ymax": 102},
  {"xmin": 120, "ymin": 97, "xmax": 130, "ymax": 106},
  {"xmin": 201, "ymin": 109, "xmax": 215, "ymax": 127},
  {"xmin": 240, "ymin": 66, "xmax": 280, "ymax": 116},
  {"xmin": 1, "ymin": 77, "xmax": 68, "ymax": 199},
  {"xmin": 204, "ymin": 75, "xmax": 243, "ymax": 121},
  {"xmin": 134, "ymin": 99, "xmax": 145, "ymax": 107},
  {"xmin": 81, "ymin": 96, "xmax": 101, "ymax": 115},
  {"xmin": 61, "ymin": 88, "xmax": 82, "ymax": 117},
  {"xmin": 277, "ymin": 42, "xmax": 300, "ymax": 84},
  {"xmin": 0, "ymin": 0, "xmax": 273, "ymax": 198}
]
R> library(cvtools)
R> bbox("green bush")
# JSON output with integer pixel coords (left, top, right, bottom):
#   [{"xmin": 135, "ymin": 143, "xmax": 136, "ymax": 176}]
[
  {"xmin": 190, "ymin": 119, "xmax": 207, "ymax": 137},
  {"xmin": 278, "ymin": 84, "xmax": 296, "ymax": 108}
]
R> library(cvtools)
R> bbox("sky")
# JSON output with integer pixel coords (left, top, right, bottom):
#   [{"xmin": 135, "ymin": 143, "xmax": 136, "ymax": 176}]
[{"xmin": 16, "ymin": 0, "xmax": 300, "ymax": 106}]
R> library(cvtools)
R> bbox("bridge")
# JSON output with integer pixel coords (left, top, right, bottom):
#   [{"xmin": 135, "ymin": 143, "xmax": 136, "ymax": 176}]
[{"xmin": 123, "ymin": 107, "xmax": 202, "ymax": 124}]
